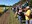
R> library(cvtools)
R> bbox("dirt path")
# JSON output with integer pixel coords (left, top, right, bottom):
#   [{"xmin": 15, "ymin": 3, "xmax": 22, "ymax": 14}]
[{"xmin": 0, "ymin": 9, "xmax": 10, "ymax": 24}]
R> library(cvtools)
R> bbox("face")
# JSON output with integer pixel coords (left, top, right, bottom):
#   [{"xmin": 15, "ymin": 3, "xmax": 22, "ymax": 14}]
[{"xmin": 23, "ymin": 8, "xmax": 27, "ymax": 12}]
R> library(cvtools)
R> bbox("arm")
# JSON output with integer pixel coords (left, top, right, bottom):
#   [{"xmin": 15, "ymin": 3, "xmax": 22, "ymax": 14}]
[{"xmin": 14, "ymin": 11, "xmax": 17, "ymax": 17}]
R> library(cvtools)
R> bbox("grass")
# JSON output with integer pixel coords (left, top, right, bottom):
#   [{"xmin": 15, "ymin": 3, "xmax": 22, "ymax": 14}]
[
  {"xmin": 9, "ymin": 8, "xmax": 19, "ymax": 24},
  {"xmin": 9, "ymin": 8, "xmax": 25, "ymax": 24}
]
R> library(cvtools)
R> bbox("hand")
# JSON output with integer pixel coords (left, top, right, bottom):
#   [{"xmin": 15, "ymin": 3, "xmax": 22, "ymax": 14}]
[
  {"xmin": 14, "ymin": 12, "xmax": 17, "ymax": 18},
  {"xmin": 14, "ymin": 14, "xmax": 16, "ymax": 18}
]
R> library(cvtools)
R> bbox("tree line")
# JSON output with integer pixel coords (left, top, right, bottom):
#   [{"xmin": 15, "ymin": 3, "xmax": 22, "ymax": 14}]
[{"xmin": 13, "ymin": 0, "xmax": 32, "ymax": 7}]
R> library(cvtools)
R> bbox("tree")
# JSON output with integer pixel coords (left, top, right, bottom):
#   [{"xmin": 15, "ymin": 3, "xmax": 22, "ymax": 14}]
[
  {"xmin": 13, "ymin": 0, "xmax": 25, "ymax": 6},
  {"xmin": 29, "ymin": 0, "xmax": 32, "ymax": 7}
]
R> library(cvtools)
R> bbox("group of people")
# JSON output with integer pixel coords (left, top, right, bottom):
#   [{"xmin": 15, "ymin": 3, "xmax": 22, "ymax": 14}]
[{"xmin": 12, "ymin": 1, "xmax": 32, "ymax": 24}]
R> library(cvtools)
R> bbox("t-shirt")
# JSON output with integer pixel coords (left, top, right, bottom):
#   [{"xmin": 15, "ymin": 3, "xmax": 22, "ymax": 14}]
[
  {"xmin": 25, "ymin": 10, "xmax": 31, "ymax": 20},
  {"xmin": 18, "ymin": 9, "xmax": 22, "ymax": 15},
  {"xmin": 18, "ymin": 9, "xmax": 25, "ymax": 16}
]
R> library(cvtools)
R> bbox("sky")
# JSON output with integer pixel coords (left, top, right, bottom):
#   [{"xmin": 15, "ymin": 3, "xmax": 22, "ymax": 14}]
[{"xmin": 0, "ymin": 0, "xmax": 20, "ymax": 6}]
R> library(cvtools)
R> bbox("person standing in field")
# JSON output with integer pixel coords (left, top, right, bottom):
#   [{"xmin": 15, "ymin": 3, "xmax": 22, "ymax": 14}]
[
  {"xmin": 14, "ymin": 6, "xmax": 25, "ymax": 24},
  {"xmin": 23, "ymin": 6, "xmax": 31, "ymax": 24},
  {"xmin": 12, "ymin": 7, "xmax": 16, "ymax": 14}
]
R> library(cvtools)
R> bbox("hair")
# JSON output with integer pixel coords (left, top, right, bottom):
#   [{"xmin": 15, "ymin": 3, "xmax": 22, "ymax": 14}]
[
  {"xmin": 26, "ymin": 7, "xmax": 31, "ymax": 11},
  {"xmin": 27, "ymin": 7, "xmax": 31, "ymax": 10}
]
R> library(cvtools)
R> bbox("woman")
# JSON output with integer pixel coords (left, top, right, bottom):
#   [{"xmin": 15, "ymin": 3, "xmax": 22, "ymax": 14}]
[{"xmin": 14, "ymin": 7, "xmax": 25, "ymax": 24}]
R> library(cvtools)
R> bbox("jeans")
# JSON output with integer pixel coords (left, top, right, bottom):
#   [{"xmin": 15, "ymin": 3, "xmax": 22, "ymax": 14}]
[
  {"xmin": 18, "ymin": 15, "xmax": 23, "ymax": 24},
  {"xmin": 26, "ymin": 20, "xmax": 29, "ymax": 24},
  {"xmin": 29, "ymin": 19, "xmax": 32, "ymax": 24}
]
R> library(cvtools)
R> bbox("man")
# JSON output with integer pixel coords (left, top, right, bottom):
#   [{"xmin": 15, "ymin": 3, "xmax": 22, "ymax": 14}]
[
  {"xmin": 12, "ymin": 7, "xmax": 16, "ymax": 14},
  {"xmin": 24, "ymin": 6, "xmax": 31, "ymax": 24}
]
